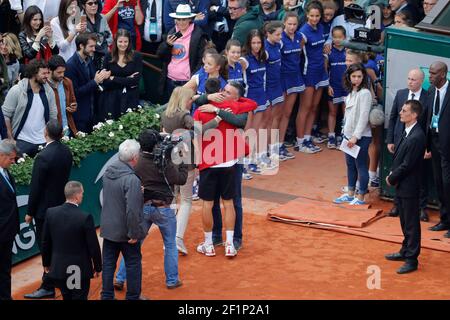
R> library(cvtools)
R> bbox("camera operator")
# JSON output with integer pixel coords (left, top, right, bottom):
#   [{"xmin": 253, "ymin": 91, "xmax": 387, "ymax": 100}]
[{"xmin": 114, "ymin": 128, "xmax": 188, "ymax": 291}]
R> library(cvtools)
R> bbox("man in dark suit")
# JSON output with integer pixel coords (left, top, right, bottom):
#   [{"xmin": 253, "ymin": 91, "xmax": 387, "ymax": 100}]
[
  {"xmin": 385, "ymin": 100, "xmax": 426, "ymax": 274},
  {"xmin": 389, "ymin": 0, "xmax": 422, "ymax": 24},
  {"xmin": 426, "ymin": 61, "xmax": 450, "ymax": 237},
  {"xmin": 0, "ymin": 140, "xmax": 19, "ymax": 300},
  {"xmin": 0, "ymin": 107, "xmax": 7, "ymax": 140},
  {"xmin": 387, "ymin": 68, "xmax": 429, "ymax": 221},
  {"xmin": 24, "ymin": 120, "xmax": 73, "ymax": 299},
  {"xmin": 65, "ymin": 32, "xmax": 110, "ymax": 133},
  {"xmin": 41, "ymin": 181, "xmax": 102, "ymax": 300}
]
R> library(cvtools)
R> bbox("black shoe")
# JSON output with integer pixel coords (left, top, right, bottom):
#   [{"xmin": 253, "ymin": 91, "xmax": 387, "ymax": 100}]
[
  {"xmin": 444, "ymin": 231, "xmax": 450, "ymax": 238},
  {"xmin": 388, "ymin": 206, "xmax": 399, "ymax": 217},
  {"xmin": 397, "ymin": 262, "xmax": 418, "ymax": 274},
  {"xmin": 24, "ymin": 288, "xmax": 55, "ymax": 299},
  {"xmin": 420, "ymin": 209, "xmax": 429, "ymax": 222},
  {"xmin": 167, "ymin": 279, "xmax": 183, "ymax": 289},
  {"xmin": 385, "ymin": 252, "xmax": 405, "ymax": 261},
  {"xmin": 428, "ymin": 222, "xmax": 450, "ymax": 231}
]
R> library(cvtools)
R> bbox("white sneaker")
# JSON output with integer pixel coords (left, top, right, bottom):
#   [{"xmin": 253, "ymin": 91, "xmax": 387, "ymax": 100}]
[
  {"xmin": 176, "ymin": 237, "xmax": 188, "ymax": 255},
  {"xmin": 196, "ymin": 242, "xmax": 215, "ymax": 256},
  {"xmin": 225, "ymin": 242, "xmax": 237, "ymax": 257}
]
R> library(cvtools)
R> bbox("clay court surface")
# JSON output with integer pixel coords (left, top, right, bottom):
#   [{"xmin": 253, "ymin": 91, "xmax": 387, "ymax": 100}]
[{"xmin": 12, "ymin": 148, "xmax": 450, "ymax": 300}]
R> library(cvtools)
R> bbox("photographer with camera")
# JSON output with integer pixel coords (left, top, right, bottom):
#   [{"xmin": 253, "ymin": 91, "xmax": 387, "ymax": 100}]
[{"xmin": 114, "ymin": 128, "xmax": 188, "ymax": 291}]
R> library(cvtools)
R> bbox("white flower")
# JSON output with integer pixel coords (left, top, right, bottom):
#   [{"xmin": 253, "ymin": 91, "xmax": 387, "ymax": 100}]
[
  {"xmin": 119, "ymin": 125, "xmax": 124, "ymax": 130},
  {"xmin": 137, "ymin": 105, "xmax": 142, "ymax": 109},
  {"xmin": 76, "ymin": 131, "xmax": 87, "ymax": 138},
  {"xmin": 93, "ymin": 122, "xmax": 104, "ymax": 130},
  {"xmin": 106, "ymin": 120, "xmax": 114, "ymax": 125},
  {"xmin": 155, "ymin": 113, "xmax": 160, "ymax": 119},
  {"xmin": 61, "ymin": 136, "xmax": 70, "ymax": 141},
  {"xmin": 17, "ymin": 157, "xmax": 25, "ymax": 164},
  {"xmin": 108, "ymin": 132, "xmax": 115, "ymax": 138},
  {"xmin": 126, "ymin": 108, "xmax": 133, "ymax": 113},
  {"xmin": 23, "ymin": 153, "xmax": 29, "ymax": 158},
  {"xmin": 38, "ymin": 145, "xmax": 44, "ymax": 151}
]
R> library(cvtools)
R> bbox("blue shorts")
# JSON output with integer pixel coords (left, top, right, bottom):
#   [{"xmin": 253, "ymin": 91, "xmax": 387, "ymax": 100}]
[
  {"xmin": 247, "ymin": 90, "xmax": 269, "ymax": 113},
  {"xmin": 304, "ymin": 68, "xmax": 329, "ymax": 89},
  {"xmin": 328, "ymin": 85, "xmax": 347, "ymax": 104},
  {"xmin": 266, "ymin": 84, "xmax": 284, "ymax": 106},
  {"xmin": 281, "ymin": 72, "xmax": 305, "ymax": 95}
]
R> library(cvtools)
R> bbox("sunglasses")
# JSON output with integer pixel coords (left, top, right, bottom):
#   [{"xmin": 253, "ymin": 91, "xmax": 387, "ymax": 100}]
[
  {"xmin": 228, "ymin": 6, "xmax": 242, "ymax": 11},
  {"xmin": 86, "ymin": 1, "xmax": 98, "ymax": 6}
]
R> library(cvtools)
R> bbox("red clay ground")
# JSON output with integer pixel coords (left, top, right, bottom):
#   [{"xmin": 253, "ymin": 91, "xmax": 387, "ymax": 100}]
[{"xmin": 12, "ymin": 147, "xmax": 450, "ymax": 300}]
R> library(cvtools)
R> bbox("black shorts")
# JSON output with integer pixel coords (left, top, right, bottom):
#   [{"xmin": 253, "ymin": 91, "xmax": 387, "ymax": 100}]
[{"xmin": 198, "ymin": 165, "xmax": 236, "ymax": 201}]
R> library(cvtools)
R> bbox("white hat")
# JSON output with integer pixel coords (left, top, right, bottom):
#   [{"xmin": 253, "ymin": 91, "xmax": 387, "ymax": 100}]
[{"xmin": 169, "ymin": 4, "xmax": 197, "ymax": 19}]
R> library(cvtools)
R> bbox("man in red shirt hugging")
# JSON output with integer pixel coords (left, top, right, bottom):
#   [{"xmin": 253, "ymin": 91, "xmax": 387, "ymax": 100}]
[{"xmin": 193, "ymin": 80, "xmax": 256, "ymax": 258}]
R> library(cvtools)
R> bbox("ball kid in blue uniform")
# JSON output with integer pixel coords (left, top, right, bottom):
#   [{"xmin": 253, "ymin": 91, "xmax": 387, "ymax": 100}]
[
  {"xmin": 326, "ymin": 25, "xmax": 347, "ymax": 149},
  {"xmin": 296, "ymin": 1, "xmax": 329, "ymax": 154},
  {"xmin": 225, "ymin": 39, "xmax": 245, "ymax": 86}
]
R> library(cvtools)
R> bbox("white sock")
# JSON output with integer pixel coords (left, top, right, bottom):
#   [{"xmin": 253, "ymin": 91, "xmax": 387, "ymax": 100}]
[
  {"xmin": 204, "ymin": 232, "xmax": 213, "ymax": 246},
  {"xmin": 296, "ymin": 137, "xmax": 304, "ymax": 145},
  {"xmin": 304, "ymin": 135, "xmax": 311, "ymax": 141},
  {"xmin": 369, "ymin": 171, "xmax": 377, "ymax": 180},
  {"xmin": 328, "ymin": 132, "xmax": 335, "ymax": 138},
  {"xmin": 226, "ymin": 230, "xmax": 234, "ymax": 245}
]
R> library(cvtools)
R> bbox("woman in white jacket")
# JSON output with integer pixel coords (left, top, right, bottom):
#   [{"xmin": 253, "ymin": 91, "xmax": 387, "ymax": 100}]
[
  {"xmin": 51, "ymin": 0, "xmax": 87, "ymax": 61},
  {"xmin": 334, "ymin": 63, "xmax": 372, "ymax": 205}
]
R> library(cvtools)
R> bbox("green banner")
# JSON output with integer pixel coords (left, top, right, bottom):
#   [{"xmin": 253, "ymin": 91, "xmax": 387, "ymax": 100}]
[{"xmin": 12, "ymin": 150, "xmax": 117, "ymax": 265}]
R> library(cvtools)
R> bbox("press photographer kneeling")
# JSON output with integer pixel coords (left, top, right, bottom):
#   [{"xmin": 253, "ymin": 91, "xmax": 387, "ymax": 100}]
[{"xmin": 114, "ymin": 128, "xmax": 188, "ymax": 290}]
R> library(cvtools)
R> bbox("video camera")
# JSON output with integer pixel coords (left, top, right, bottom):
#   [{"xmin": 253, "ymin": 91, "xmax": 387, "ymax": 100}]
[
  {"xmin": 152, "ymin": 133, "xmax": 184, "ymax": 169},
  {"xmin": 343, "ymin": 3, "xmax": 384, "ymax": 52}
]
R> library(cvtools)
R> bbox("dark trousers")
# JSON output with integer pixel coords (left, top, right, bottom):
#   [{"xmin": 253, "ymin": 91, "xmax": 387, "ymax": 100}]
[
  {"xmin": 0, "ymin": 241, "xmax": 13, "ymax": 300},
  {"xmin": 35, "ymin": 218, "xmax": 54, "ymax": 292},
  {"xmin": 398, "ymin": 196, "xmax": 421, "ymax": 264},
  {"xmin": 165, "ymin": 78, "xmax": 188, "ymax": 100},
  {"xmin": 101, "ymin": 239, "xmax": 142, "ymax": 300},
  {"xmin": 212, "ymin": 163, "xmax": 244, "ymax": 242},
  {"xmin": 16, "ymin": 140, "xmax": 44, "ymax": 158},
  {"xmin": 53, "ymin": 278, "xmax": 91, "ymax": 300},
  {"xmin": 431, "ymin": 133, "xmax": 450, "ymax": 225}
]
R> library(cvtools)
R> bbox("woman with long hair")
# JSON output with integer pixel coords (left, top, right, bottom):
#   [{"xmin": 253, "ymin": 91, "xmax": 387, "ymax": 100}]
[
  {"xmin": 0, "ymin": 33, "xmax": 22, "ymax": 90},
  {"xmin": 333, "ymin": 63, "xmax": 372, "ymax": 205},
  {"xmin": 51, "ymin": 0, "xmax": 87, "ymax": 61},
  {"xmin": 97, "ymin": 28, "xmax": 142, "ymax": 121},
  {"xmin": 18, "ymin": 5, "xmax": 59, "ymax": 64}
]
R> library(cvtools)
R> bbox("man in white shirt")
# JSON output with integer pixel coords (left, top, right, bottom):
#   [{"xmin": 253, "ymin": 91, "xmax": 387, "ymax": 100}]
[{"xmin": 1, "ymin": 59, "xmax": 57, "ymax": 157}]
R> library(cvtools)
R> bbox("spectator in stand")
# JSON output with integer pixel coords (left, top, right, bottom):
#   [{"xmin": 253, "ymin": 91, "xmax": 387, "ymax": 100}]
[
  {"xmin": 102, "ymin": 0, "xmax": 144, "ymax": 50},
  {"xmin": 257, "ymin": 0, "xmax": 281, "ymax": 21},
  {"xmin": 139, "ymin": 0, "xmax": 164, "ymax": 54},
  {"xmin": 423, "ymin": 0, "xmax": 438, "ymax": 15},
  {"xmin": 389, "ymin": 0, "xmax": 421, "ymax": 25},
  {"xmin": 381, "ymin": 1, "xmax": 394, "ymax": 27},
  {"xmin": 0, "ymin": 44, "xmax": 8, "ymax": 106},
  {"xmin": 1, "ymin": 59, "xmax": 57, "ymax": 157},
  {"xmin": 0, "ymin": 33, "xmax": 22, "ymax": 91},
  {"xmin": 156, "ymin": 4, "xmax": 208, "ymax": 98},
  {"xmin": 19, "ymin": 6, "xmax": 60, "ymax": 64},
  {"xmin": 209, "ymin": 0, "xmax": 232, "ymax": 52},
  {"xmin": 51, "ymin": 0, "xmax": 88, "ymax": 61},
  {"xmin": 228, "ymin": 0, "xmax": 264, "ymax": 47},
  {"xmin": 47, "ymin": 55, "xmax": 78, "ymax": 136},
  {"xmin": 394, "ymin": 10, "xmax": 414, "ymax": 27},
  {"xmin": 80, "ymin": 0, "xmax": 113, "ymax": 71},
  {"xmin": 0, "ymin": 0, "xmax": 21, "ymax": 34},
  {"xmin": 65, "ymin": 32, "xmax": 111, "ymax": 133},
  {"xmin": 164, "ymin": 0, "xmax": 210, "ymax": 32},
  {"xmin": 97, "ymin": 29, "xmax": 142, "ymax": 122}
]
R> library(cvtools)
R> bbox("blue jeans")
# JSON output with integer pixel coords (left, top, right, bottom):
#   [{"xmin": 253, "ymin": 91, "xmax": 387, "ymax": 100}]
[
  {"xmin": 116, "ymin": 205, "xmax": 179, "ymax": 286},
  {"xmin": 101, "ymin": 239, "xmax": 142, "ymax": 300},
  {"xmin": 212, "ymin": 164, "xmax": 243, "ymax": 243},
  {"xmin": 345, "ymin": 136, "xmax": 372, "ymax": 195}
]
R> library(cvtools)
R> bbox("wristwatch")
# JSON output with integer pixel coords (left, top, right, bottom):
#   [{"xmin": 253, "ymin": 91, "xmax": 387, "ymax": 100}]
[{"xmin": 215, "ymin": 107, "xmax": 220, "ymax": 115}]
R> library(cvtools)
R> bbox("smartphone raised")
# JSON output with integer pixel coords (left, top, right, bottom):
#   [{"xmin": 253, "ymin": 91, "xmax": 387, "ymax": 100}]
[
  {"xmin": 80, "ymin": 15, "xmax": 87, "ymax": 24},
  {"xmin": 173, "ymin": 31, "xmax": 183, "ymax": 39}
]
